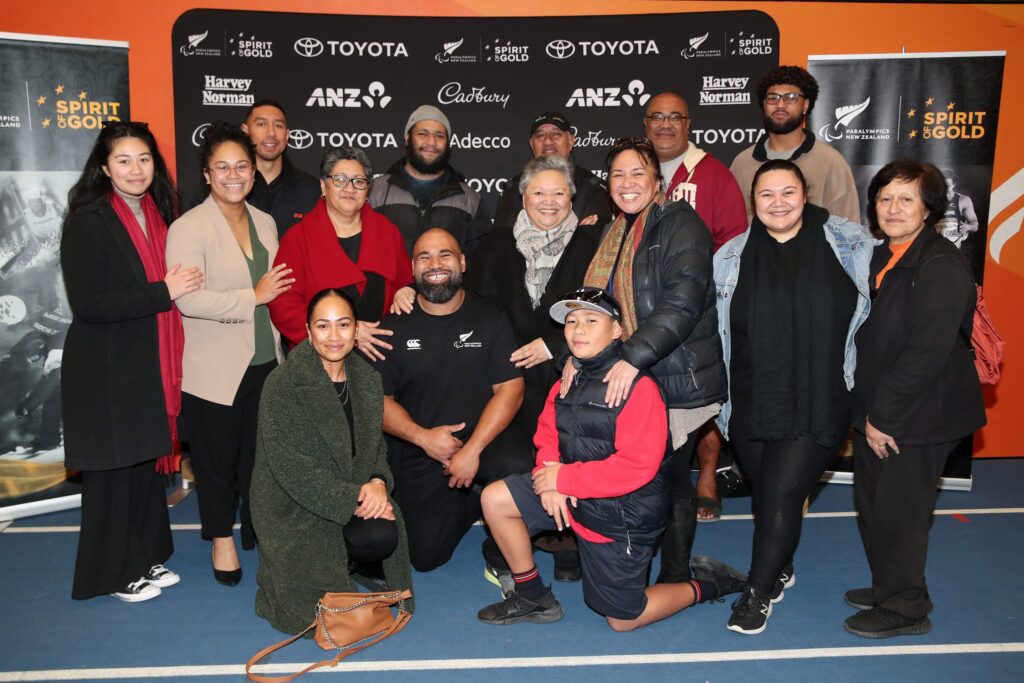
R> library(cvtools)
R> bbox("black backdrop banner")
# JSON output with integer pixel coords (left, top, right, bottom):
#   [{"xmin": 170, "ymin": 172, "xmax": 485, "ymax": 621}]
[
  {"xmin": 0, "ymin": 33, "xmax": 129, "ymax": 518},
  {"xmin": 172, "ymin": 10, "xmax": 779, "ymax": 209},
  {"xmin": 808, "ymin": 52, "xmax": 1005, "ymax": 489}
]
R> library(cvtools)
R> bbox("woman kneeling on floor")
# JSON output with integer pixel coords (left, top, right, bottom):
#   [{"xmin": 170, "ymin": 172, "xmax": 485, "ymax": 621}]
[
  {"xmin": 477, "ymin": 288, "xmax": 744, "ymax": 631},
  {"xmin": 250, "ymin": 288, "xmax": 413, "ymax": 633}
]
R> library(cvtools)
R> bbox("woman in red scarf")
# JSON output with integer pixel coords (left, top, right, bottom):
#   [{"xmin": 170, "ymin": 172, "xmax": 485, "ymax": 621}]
[
  {"xmin": 269, "ymin": 147, "xmax": 411, "ymax": 360},
  {"xmin": 62, "ymin": 122, "xmax": 202, "ymax": 603}
]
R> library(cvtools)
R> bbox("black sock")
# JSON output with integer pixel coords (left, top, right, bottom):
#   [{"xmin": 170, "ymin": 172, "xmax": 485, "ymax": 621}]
[
  {"xmin": 512, "ymin": 566, "xmax": 546, "ymax": 600},
  {"xmin": 688, "ymin": 578, "xmax": 720, "ymax": 603}
]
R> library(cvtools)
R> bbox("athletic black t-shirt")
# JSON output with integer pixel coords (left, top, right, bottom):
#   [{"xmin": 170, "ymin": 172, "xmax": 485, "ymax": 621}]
[{"xmin": 377, "ymin": 290, "xmax": 521, "ymax": 465}]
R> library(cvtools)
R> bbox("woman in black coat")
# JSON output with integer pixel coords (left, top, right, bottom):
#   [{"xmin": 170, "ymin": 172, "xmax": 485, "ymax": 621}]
[
  {"xmin": 467, "ymin": 155, "xmax": 601, "ymax": 435},
  {"xmin": 846, "ymin": 160, "xmax": 985, "ymax": 639},
  {"xmin": 577, "ymin": 137, "xmax": 727, "ymax": 585},
  {"xmin": 61, "ymin": 122, "xmax": 203, "ymax": 602}
]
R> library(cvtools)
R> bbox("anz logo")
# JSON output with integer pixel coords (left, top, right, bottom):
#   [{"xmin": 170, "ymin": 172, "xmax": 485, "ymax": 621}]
[
  {"xmin": 305, "ymin": 82, "xmax": 392, "ymax": 108},
  {"xmin": 566, "ymin": 79, "xmax": 651, "ymax": 108}
]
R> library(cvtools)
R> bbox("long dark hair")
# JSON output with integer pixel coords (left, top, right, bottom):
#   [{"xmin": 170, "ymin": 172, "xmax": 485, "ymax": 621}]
[{"xmin": 65, "ymin": 121, "xmax": 177, "ymax": 226}]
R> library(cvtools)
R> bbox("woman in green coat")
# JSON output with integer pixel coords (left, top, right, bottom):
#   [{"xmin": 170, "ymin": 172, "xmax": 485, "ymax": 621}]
[{"xmin": 251, "ymin": 288, "xmax": 413, "ymax": 634}]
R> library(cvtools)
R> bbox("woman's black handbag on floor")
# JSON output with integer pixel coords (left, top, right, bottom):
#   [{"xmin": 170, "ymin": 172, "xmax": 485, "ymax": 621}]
[{"xmin": 246, "ymin": 589, "xmax": 412, "ymax": 682}]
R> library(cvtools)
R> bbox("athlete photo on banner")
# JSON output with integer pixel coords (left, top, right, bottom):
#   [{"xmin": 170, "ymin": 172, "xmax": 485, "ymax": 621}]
[
  {"xmin": 171, "ymin": 9, "xmax": 780, "ymax": 210},
  {"xmin": 0, "ymin": 33, "xmax": 129, "ymax": 517}
]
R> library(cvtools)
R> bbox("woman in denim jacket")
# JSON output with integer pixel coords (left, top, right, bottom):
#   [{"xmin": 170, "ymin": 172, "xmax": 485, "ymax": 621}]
[{"xmin": 713, "ymin": 159, "xmax": 875, "ymax": 635}]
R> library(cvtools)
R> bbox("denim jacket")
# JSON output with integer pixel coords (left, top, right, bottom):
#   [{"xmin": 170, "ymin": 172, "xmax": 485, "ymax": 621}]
[{"xmin": 713, "ymin": 213, "xmax": 878, "ymax": 439}]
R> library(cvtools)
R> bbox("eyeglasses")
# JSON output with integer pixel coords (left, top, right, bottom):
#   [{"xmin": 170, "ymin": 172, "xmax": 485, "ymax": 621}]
[
  {"xmin": 644, "ymin": 112, "xmax": 690, "ymax": 125},
  {"xmin": 208, "ymin": 161, "xmax": 253, "ymax": 176},
  {"xmin": 764, "ymin": 92, "xmax": 806, "ymax": 105},
  {"xmin": 326, "ymin": 174, "xmax": 369, "ymax": 191},
  {"xmin": 611, "ymin": 136, "xmax": 655, "ymax": 151},
  {"xmin": 557, "ymin": 287, "xmax": 622, "ymax": 316}
]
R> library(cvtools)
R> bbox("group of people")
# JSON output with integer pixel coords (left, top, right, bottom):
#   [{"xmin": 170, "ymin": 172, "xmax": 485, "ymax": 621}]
[{"xmin": 59, "ymin": 65, "xmax": 985, "ymax": 644}]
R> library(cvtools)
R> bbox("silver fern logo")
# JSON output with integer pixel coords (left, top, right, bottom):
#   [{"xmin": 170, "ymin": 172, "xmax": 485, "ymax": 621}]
[{"xmin": 819, "ymin": 98, "xmax": 872, "ymax": 142}]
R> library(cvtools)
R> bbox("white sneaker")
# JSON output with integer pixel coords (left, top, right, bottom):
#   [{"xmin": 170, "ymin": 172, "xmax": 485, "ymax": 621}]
[
  {"xmin": 145, "ymin": 564, "xmax": 181, "ymax": 588},
  {"xmin": 112, "ymin": 578, "xmax": 161, "ymax": 603}
]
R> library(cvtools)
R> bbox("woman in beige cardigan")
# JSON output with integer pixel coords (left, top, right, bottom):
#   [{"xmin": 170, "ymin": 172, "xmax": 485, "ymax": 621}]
[{"xmin": 166, "ymin": 122, "xmax": 293, "ymax": 586}]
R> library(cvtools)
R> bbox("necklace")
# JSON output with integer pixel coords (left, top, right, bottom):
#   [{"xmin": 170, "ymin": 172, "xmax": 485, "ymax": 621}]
[{"xmin": 334, "ymin": 380, "xmax": 350, "ymax": 406}]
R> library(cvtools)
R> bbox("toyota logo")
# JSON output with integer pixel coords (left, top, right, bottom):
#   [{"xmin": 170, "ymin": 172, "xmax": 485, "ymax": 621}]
[
  {"xmin": 288, "ymin": 129, "xmax": 314, "ymax": 150},
  {"xmin": 546, "ymin": 39, "xmax": 575, "ymax": 59},
  {"xmin": 294, "ymin": 37, "xmax": 324, "ymax": 58},
  {"xmin": 191, "ymin": 122, "xmax": 211, "ymax": 147}
]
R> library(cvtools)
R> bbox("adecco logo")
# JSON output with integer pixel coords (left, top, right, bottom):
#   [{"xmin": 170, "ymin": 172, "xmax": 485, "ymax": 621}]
[
  {"xmin": 294, "ymin": 37, "xmax": 324, "ymax": 58},
  {"xmin": 546, "ymin": 39, "xmax": 575, "ymax": 59},
  {"xmin": 288, "ymin": 129, "xmax": 314, "ymax": 150},
  {"xmin": 191, "ymin": 122, "xmax": 211, "ymax": 147}
]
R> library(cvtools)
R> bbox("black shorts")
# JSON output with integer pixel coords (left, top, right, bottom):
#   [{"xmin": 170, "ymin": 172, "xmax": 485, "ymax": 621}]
[{"xmin": 504, "ymin": 472, "xmax": 651, "ymax": 620}]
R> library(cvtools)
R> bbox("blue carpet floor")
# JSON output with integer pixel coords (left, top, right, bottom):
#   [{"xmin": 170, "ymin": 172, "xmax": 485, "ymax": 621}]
[{"xmin": 1, "ymin": 459, "xmax": 1022, "ymax": 682}]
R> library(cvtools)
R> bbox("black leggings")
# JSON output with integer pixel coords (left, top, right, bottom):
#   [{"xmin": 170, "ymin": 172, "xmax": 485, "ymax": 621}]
[
  {"xmin": 342, "ymin": 516, "xmax": 399, "ymax": 563},
  {"xmin": 730, "ymin": 416, "xmax": 837, "ymax": 595}
]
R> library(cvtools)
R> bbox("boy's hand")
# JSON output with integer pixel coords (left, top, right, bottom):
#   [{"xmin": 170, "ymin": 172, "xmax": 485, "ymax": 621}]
[
  {"xmin": 532, "ymin": 461, "xmax": 562, "ymax": 495},
  {"xmin": 540, "ymin": 491, "xmax": 577, "ymax": 531}
]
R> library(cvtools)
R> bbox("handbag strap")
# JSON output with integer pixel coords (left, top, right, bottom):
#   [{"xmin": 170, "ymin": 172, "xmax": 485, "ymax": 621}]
[{"xmin": 246, "ymin": 605, "xmax": 412, "ymax": 683}]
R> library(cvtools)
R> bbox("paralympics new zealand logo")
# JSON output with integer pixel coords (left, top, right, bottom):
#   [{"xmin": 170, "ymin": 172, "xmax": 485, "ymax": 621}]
[
  {"xmin": 454, "ymin": 331, "xmax": 482, "ymax": 349},
  {"xmin": 818, "ymin": 98, "xmax": 872, "ymax": 142}
]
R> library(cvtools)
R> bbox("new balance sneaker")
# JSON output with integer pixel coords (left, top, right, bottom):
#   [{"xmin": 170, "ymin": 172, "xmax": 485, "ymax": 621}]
[
  {"xmin": 145, "ymin": 564, "xmax": 180, "ymax": 589},
  {"xmin": 478, "ymin": 587, "xmax": 564, "ymax": 625},
  {"xmin": 843, "ymin": 607, "xmax": 932, "ymax": 639},
  {"xmin": 111, "ymin": 578, "xmax": 161, "ymax": 603},
  {"xmin": 770, "ymin": 561, "xmax": 795, "ymax": 604},
  {"xmin": 727, "ymin": 586, "xmax": 772, "ymax": 635},
  {"xmin": 844, "ymin": 587, "xmax": 874, "ymax": 610},
  {"xmin": 690, "ymin": 555, "xmax": 747, "ymax": 597},
  {"xmin": 483, "ymin": 562, "xmax": 515, "ymax": 599}
]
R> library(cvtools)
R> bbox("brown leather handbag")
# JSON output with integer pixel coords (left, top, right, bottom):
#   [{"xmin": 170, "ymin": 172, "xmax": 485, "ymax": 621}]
[{"xmin": 246, "ymin": 589, "xmax": 413, "ymax": 683}]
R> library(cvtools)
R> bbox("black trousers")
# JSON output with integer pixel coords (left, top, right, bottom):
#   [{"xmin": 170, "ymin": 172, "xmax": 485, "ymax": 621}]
[
  {"xmin": 853, "ymin": 431, "xmax": 952, "ymax": 620},
  {"xmin": 730, "ymin": 413, "xmax": 838, "ymax": 595},
  {"xmin": 183, "ymin": 361, "xmax": 275, "ymax": 541},
  {"xmin": 72, "ymin": 459, "xmax": 173, "ymax": 599},
  {"xmin": 656, "ymin": 430, "xmax": 699, "ymax": 583},
  {"xmin": 343, "ymin": 516, "xmax": 399, "ymax": 563},
  {"xmin": 392, "ymin": 423, "xmax": 534, "ymax": 572}
]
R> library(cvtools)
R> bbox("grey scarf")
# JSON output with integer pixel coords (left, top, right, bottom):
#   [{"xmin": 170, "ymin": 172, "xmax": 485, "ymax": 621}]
[{"xmin": 512, "ymin": 208, "xmax": 578, "ymax": 309}]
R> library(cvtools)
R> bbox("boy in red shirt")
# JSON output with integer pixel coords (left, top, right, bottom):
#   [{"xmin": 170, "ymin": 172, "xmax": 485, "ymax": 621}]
[{"xmin": 477, "ymin": 287, "xmax": 744, "ymax": 630}]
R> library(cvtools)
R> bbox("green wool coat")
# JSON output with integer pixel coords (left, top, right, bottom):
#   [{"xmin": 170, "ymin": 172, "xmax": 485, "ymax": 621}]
[{"xmin": 250, "ymin": 341, "xmax": 414, "ymax": 634}]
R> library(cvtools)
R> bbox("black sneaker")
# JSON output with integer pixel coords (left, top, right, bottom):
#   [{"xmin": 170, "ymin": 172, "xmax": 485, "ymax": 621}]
[
  {"xmin": 690, "ymin": 555, "xmax": 747, "ymax": 597},
  {"xmin": 483, "ymin": 562, "xmax": 515, "ymax": 599},
  {"xmin": 477, "ymin": 587, "xmax": 564, "ymax": 625},
  {"xmin": 111, "ymin": 578, "xmax": 161, "ymax": 603},
  {"xmin": 844, "ymin": 587, "xmax": 874, "ymax": 610},
  {"xmin": 144, "ymin": 564, "xmax": 180, "ymax": 589},
  {"xmin": 843, "ymin": 607, "xmax": 932, "ymax": 639},
  {"xmin": 769, "ymin": 562, "xmax": 795, "ymax": 604},
  {"xmin": 727, "ymin": 586, "xmax": 772, "ymax": 635}
]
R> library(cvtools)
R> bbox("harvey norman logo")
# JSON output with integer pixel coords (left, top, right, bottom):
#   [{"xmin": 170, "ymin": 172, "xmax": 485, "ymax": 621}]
[
  {"xmin": 202, "ymin": 75, "xmax": 254, "ymax": 107},
  {"xmin": 698, "ymin": 76, "xmax": 750, "ymax": 106}
]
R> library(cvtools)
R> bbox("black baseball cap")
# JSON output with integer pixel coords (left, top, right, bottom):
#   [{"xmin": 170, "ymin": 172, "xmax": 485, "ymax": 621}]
[
  {"xmin": 550, "ymin": 287, "xmax": 622, "ymax": 323},
  {"xmin": 530, "ymin": 111, "xmax": 572, "ymax": 135}
]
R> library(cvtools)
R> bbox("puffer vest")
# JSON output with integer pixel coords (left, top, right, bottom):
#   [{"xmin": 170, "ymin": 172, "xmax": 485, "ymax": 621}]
[{"xmin": 555, "ymin": 341, "xmax": 672, "ymax": 548}]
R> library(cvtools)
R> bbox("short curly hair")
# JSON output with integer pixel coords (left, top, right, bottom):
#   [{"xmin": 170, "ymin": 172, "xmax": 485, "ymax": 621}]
[{"xmin": 757, "ymin": 66, "xmax": 820, "ymax": 115}]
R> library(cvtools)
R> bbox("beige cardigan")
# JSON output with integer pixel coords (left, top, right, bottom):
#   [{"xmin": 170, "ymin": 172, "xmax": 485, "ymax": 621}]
[{"xmin": 166, "ymin": 195, "xmax": 284, "ymax": 405}]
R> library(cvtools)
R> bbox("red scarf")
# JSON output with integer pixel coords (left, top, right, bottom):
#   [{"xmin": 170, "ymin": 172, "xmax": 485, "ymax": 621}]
[{"xmin": 109, "ymin": 191, "xmax": 185, "ymax": 474}]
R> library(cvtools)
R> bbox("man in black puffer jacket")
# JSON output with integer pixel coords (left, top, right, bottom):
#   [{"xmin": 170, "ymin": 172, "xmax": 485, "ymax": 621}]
[{"xmin": 477, "ymin": 289, "xmax": 743, "ymax": 630}]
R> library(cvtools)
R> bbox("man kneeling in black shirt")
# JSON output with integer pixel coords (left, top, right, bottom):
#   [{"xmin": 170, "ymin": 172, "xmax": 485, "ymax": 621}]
[{"xmin": 378, "ymin": 229, "xmax": 533, "ymax": 571}]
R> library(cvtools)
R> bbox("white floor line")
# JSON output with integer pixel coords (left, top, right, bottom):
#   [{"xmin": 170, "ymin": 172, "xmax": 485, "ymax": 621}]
[
  {"xmin": 2, "ymin": 642, "xmax": 1023, "ymax": 680},
  {"xmin": 5, "ymin": 508, "xmax": 1024, "ymax": 533}
]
